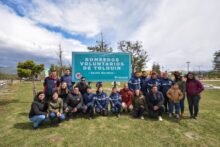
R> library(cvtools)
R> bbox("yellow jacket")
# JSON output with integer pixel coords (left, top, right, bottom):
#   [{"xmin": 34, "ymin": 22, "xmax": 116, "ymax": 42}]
[{"xmin": 167, "ymin": 87, "xmax": 183, "ymax": 103}]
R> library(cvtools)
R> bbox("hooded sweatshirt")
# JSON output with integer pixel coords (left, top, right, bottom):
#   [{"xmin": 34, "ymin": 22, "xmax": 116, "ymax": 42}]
[{"xmin": 167, "ymin": 87, "xmax": 183, "ymax": 103}]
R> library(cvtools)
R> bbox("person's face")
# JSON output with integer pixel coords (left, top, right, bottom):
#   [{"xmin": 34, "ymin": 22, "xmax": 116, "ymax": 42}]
[
  {"xmin": 61, "ymin": 82, "xmax": 67, "ymax": 89},
  {"xmin": 124, "ymin": 83, "xmax": 128, "ymax": 89},
  {"xmin": 135, "ymin": 90, "xmax": 140, "ymax": 96},
  {"xmin": 98, "ymin": 87, "xmax": 103, "ymax": 93},
  {"xmin": 74, "ymin": 88, "xmax": 80, "ymax": 94},
  {"xmin": 135, "ymin": 73, "xmax": 139, "ymax": 77},
  {"xmin": 142, "ymin": 72, "xmax": 147, "ymax": 77},
  {"xmin": 51, "ymin": 72, "xmax": 56, "ymax": 77},
  {"xmin": 65, "ymin": 70, "xmax": 70, "ymax": 75},
  {"xmin": 81, "ymin": 78, "xmax": 86, "ymax": 84},
  {"xmin": 38, "ymin": 93, "xmax": 45, "ymax": 101},
  {"xmin": 112, "ymin": 88, "xmax": 117, "ymax": 93},
  {"xmin": 152, "ymin": 74, "xmax": 157, "ymax": 79},
  {"xmin": 152, "ymin": 87, "xmax": 158, "ymax": 93},
  {"xmin": 173, "ymin": 84, "xmax": 179, "ymax": 89},
  {"xmin": 52, "ymin": 93, "xmax": 58, "ymax": 100},
  {"xmin": 188, "ymin": 73, "xmax": 194, "ymax": 79},
  {"xmin": 163, "ymin": 73, "xmax": 168, "ymax": 79},
  {"xmin": 87, "ymin": 88, "xmax": 92, "ymax": 93}
]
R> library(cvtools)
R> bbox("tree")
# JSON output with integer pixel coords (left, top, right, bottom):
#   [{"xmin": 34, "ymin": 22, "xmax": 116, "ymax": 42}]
[
  {"xmin": 88, "ymin": 33, "xmax": 113, "ymax": 52},
  {"xmin": 152, "ymin": 62, "xmax": 161, "ymax": 74},
  {"xmin": 213, "ymin": 50, "xmax": 220, "ymax": 71},
  {"xmin": 118, "ymin": 40, "xmax": 149, "ymax": 73},
  {"xmin": 17, "ymin": 60, "xmax": 44, "ymax": 97}
]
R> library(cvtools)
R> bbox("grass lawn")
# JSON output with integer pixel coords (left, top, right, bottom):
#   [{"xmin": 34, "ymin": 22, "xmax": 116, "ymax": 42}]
[
  {"xmin": 0, "ymin": 82, "xmax": 220, "ymax": 146},
  {"xmin": 202, "ymin": 80, "xmax": 220, "ymax": 87}
]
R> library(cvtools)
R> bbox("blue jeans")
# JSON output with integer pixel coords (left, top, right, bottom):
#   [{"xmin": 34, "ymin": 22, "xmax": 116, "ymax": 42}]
[
  {"xmin": 180, "ymin": 96, "xmax": 185, "ymax": 113},
  {"xmin": 169, "ymin": 102, "xmax": 180, "ymax": 114},
  {"xmin": 49, "ymin": 112, "xmax": 65, "ymax": 120},
  {"xmin": 30, "ymin": 115, "xmax": 47, "ymax": 128}
]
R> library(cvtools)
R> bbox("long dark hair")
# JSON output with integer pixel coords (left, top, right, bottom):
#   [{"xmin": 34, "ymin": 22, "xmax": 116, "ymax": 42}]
[
  {"xmin": 35, "ymin": 91, "xmax": 44, "ymax": 100},
  {"xmin": 186, "ymin": 72, "xmax": 195, "ymax": 82}
]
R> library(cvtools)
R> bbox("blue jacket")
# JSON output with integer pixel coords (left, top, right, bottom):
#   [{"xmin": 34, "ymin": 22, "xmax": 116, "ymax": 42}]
[
  {"xmin": 61, "ymin": 74, "xmax": 74, "ymax": 90},
  {"xmin": 44, "ymin": 77, "xmax": 60, "ymax": 95},
  {"xmin": 128, "ymin": 76, "xmax": 141, "ymax": 91},
  {"xmin": 95, "ymin": 91, "xmax": 108, "ymax": 109},
  {"xmin": 140, "ymin": 76, "xmax": 149, "ymax": 95},
  {"xmin": 109, "ymin": 92, "xmax": 122, "ymax": 108},
  {"xmin": 83, "ymin": 92, "xmax": 95, "ymax": 107},
  {"xmin": 160, "ymin": 78, "xmax": 173, "ymax": 95},
  {"xmin": 146, "ymin": 78, "xmax": 161, "ymax": 94}
]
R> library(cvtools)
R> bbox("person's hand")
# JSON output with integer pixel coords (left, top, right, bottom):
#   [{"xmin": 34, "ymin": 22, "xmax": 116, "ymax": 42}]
[
  {"xmin": 56, "ymin": 112, "xmax": 61, "ymax": 117},
  {"xmin": 65, "ymin": 108, "xmax": 69, "ymax": 113},
  {"xmin": 46, "ymin": 113, "xmax": 49, "ymax": 117},
  {"xmin": 77, "ymin": 98, "xmax": 80, "ymax": 101},
  {"xmin": 72, "ymin": 108, "xmax": 77, "ymax": 113},
  {"xmin": 153, "ymin": 106, "xmax": 159, "ymax": 110}
]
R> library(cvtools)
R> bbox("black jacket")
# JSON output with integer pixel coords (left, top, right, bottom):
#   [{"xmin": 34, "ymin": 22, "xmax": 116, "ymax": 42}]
[
  {"xmin": 29, "ymin": 99, "xmax": 47, "ymax": 118},
  {"xmin": 64, "ymin": 93, "xmax": 83, "ymax": 109},
  {"xmin": 147, "ymin": 91, "xmax": 164, "ymax": 109}
]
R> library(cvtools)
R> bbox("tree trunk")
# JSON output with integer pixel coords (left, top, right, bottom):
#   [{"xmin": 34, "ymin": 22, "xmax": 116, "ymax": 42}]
[{"xmin": 32, "ymin": 75, "xmax": 37, "ymax": 99}]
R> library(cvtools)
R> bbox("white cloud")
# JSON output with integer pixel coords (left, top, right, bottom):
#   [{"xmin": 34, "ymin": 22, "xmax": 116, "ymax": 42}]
[
  {"xmin": 0, "ymin": 4, "xmax": 87, "ymax": 64},
  {"xmin": 131, "ymin": 0, "xmax": 220, "ymax": 71}
]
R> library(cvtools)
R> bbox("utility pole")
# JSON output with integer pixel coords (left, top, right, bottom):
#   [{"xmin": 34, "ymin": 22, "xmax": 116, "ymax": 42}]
[
  {"xmin": 186, "ymin": 61, "xmax": 190, "ymax": 73},
  {"xmin": 58, "ymin": 44, "xmax": 63, "ymax": 76},
  {"xmin": 100, "ymin": 32, "xmax": 104, "ymax": 52}
]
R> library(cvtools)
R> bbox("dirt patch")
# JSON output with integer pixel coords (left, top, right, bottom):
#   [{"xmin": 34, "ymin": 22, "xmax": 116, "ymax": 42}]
[
  {"xmin": 47, "ymin": 135, "xmax": 64, "ymax": 143},
  {"xmin": 184, "ymin": 132, "xmax": 201, "ymax": 140},
  {"xmin": 0, "ymin": 107, "xmax": 5, "ymax": 113}
]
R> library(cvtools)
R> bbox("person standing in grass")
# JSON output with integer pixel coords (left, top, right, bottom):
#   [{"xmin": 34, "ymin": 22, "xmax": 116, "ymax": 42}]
[
  {"xmin": 128, "ymin": 71, "xmax": 141, "ymax": 92},
  {"xmin": 43, "ymin": 70, "xmax": 60, "ymax": 101},
  {"xmin": 29, "ymin": 91, "xmax": 48, "ymax": 129},
  {"xmin": 64, "ymin": 87, "xmax": 83, "ymax": 120},
  {"xmin": 95, "ymin": 86, "xmax": 109, "ymax": 116},
  {"xmin": 119, "ymin": 83, "xmax": 133, "ymax": 112},
  {"xmin": 76, "ymin": 77, "xmax": 89, "ymax": 96},
  {"xmin": 132, "ymin": 89, "xmax": 147, "ymax": 120},
  {"xmin": 146, "ymin": 85, "xmax": 165, "ymax": 121},
  {"xmin": 58, "ymin": 82, "xmax": 69, "ymax": 102},
  {"xmin": 109, "ymin": 87, "xmax": 122, "ymax": 117},
  {"xmin": 48, "ymin": 91, "xmax": 65, "ymax": 126},
  {"xmin": 160, "ymin": 72, "xmax": 173, "ymax": 113},
  {"xmin": 173, "ymin": 71, "xmax": 186, "ymax": 117},
  {"xmin": 83, "ymin": 86, "xmax": 95, "ymax": 119},
  {"xmin": 61, "ymin": 68, "xmax": 75, "ymax": 91},
  {"xmin": 140, "ymin": 71, "xmax": 149, "ymax": 96},
  {"xmin": 186, "ymin": 72, "xmax": 204, "ymax": 119},
  {"xmin": 167, "ymin": 82, "xmax": 183, "ymax": 119}
]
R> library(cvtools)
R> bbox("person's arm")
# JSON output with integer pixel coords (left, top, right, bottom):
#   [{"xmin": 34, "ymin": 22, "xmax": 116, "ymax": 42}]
[
  {"xmin": 60, "ymin": 99, "xmax": 63, "ymax": 114},
  {"xmin": 166, "ymin": 89, "xmax": 172, "ymax": 99},
  {"xmin": 143, "ymin": 96, "xmax": 147, "ymax": 109},
  {"xmin": 127, "ymin": 92, "xmax": 133, "ymax": 106},
  {"xmin": 64, "ymin": 95, "xmax": 70, "ymax": 109},
  {"xmin": 32, "ymin": 103, "xmax": 47, "ymax": 116},
  {"xmin": 76, "ymin": 95, "xmax": 83, "ymax": 109},
  {"xmin": 157, "ymin": 93, "xmax": 164, "ymax": 107},
  {"xmin": 179, "ymin": 90, "xmax": 183, "ymax": 100},
  {"xmin": 196, "ymin": 80, "xmax": 204, "ymax": 94},
  {"xmin": 146, "ymin": 94, "xmax": 153, "ymax": 109},
  {"xmin": 105, "ymin": 94, "xmax": 109, "ymax": 109}
]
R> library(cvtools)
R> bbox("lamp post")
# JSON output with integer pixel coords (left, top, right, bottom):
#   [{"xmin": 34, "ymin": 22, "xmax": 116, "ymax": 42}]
[{"xmin": 186, "ymin": 61, "xmax": 190, "ymax": 72}]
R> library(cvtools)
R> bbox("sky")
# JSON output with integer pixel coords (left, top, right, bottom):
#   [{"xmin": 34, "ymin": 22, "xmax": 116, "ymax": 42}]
[{"xmin": 0, "ymin": 0, "xmax": 219, "ymax": 71}]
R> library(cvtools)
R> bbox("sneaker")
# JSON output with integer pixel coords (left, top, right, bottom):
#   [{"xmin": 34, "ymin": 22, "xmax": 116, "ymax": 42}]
[
  {"xmin": 169, "ymin": 113, "xmax": 172, "ymax": 118},
  {"xmin": 140, "ymin": 116, "xmax": 144, "ymax": 120},
  {"xmin": 158, "ymin": 116, "xmax": 163, "ymax": 121},
  {"xmin": 176, "ymin": 114, "xmax": 180, "ymax": 119}
]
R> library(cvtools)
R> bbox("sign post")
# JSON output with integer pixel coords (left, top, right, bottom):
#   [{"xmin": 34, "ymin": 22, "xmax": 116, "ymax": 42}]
[{"xmin": 72, "ymin": 52, "xmax": 131, "ymax": 82}]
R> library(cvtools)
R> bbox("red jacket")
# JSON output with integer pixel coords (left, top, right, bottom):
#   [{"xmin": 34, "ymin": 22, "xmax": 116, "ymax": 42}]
[
  {"xmin": 186, "ymin": 79, "xmax": 204, "ymax": 96},
  {"xmin": 119, "ymin": 88, "xmax": 133, "ymax": 106}
]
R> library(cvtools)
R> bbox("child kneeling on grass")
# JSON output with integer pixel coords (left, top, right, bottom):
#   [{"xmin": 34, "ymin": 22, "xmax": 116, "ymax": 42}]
[
  {"xmin": 167, "ymin": 82, "xmax": 183, "ymax": 119},
  {"xmin": 95, "ymin": 86, "xmax": 109, "ymax": 116},
  {"xmin": 109, "ymin": 87, "xmax": 122, "ymax": 117},
  {"xmin": 29, "ymin": 91, "xmax": 48, "ymax": 129},
  {"xmin": 48, "ymin": 91, "xmax": 65, "ymax": 126}
]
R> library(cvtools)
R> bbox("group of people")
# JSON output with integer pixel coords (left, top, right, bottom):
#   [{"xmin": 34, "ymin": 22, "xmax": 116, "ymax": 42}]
[{"xmin": 28, "ymin": 69, "xmax": 204, "ymax": 129}]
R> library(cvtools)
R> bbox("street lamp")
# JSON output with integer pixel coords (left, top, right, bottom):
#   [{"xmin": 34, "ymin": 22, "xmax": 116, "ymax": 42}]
[{"xmin": 186, "ymin": 61, "xmax": 190, "ymax": 72}]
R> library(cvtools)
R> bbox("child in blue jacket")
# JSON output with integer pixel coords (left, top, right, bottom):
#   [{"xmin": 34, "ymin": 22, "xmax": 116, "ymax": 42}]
[
  {"xmin": 95, "ymin": 86, "xmax": 109, "ymax": 116},
  {"xmin": 109, "ymin": 87, "xmax": 122, "ymax": 117},
  {"xmin": 83, "ymin": 86, "xmax": 95, "ymax": 119}
]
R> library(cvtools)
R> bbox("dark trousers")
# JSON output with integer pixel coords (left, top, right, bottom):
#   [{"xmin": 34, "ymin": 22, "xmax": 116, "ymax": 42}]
[
  {"xmin": 187, "ymin": 95, "xmax": 200, "ymax": 117},
  {"xmin": 180, "ymin": 96, "xmax": 185, "ymax": 114},
  {"xmin": 95, "ymin": 107, "xmax": 108, "ymax": 116},
  {"xmin": 133, "ymin": 106, "xmax": 145, "ymax": 118},
  {"xmin": 148, "ymin": 106, "xmax": 165, "ymax": 118},
  {"xmin": 111, "ymin": 103, "xmax": 122, "ymax": 115},
  {"xmin": 163, "ymin": 95, "xmax": 169, "ymax": 112},
  {"xmin": 84, "ymin": 105, "xmax": 94, "ymax": 117}
]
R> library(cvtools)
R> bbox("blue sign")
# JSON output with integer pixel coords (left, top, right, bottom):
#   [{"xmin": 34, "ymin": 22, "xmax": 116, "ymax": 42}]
[{"xmin": 72, "ymin": 52, "xmax": 131, "ymax": 82}]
